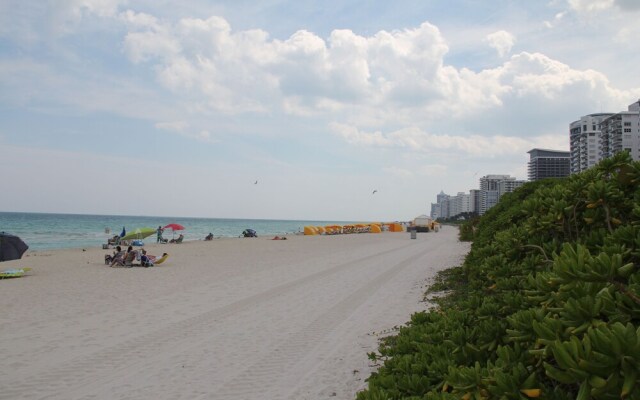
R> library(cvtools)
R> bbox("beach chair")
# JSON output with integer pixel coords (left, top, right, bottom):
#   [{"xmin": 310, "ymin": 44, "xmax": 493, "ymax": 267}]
[
  {"xmin": 109, "ymin": 254, "xmax": 125, "ymax": 267},
  {"xmin": 170, "ymin": 235, "xmax": 184, "ymax": 244},
  {"xmin": 123, "ymin": 251, "xmax": 138, "ymax": 267}
]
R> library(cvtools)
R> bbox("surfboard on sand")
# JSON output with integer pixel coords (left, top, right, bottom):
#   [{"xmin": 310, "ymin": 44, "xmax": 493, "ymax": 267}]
[{"xmin": 0, "ymin": 267, "xmax": 32, "ymax": 279}]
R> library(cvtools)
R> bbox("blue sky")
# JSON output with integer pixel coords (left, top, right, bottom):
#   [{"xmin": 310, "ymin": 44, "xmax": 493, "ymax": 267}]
[{"xmin": 1, "ymin": 0, "xmax": 639, "ymax": 221}]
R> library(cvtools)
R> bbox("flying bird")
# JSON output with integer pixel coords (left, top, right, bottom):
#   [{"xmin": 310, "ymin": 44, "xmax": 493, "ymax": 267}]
[
  {"xmin": 254, "ymin": 180, "xmax": 258, "ymax": 184},
  {"xmin": 372, "ymin": 190, "xmax": 378, "ymax": 194}
]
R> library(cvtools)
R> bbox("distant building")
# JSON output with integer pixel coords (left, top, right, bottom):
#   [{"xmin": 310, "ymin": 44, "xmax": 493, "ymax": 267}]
[
  {"xmin": 448, "ymin": 192, "xmax": 471, "ymax": 218},
  {"xmin": 469, "ymin": 189, "xmax": 480, "ymax": 215},
  {"xmin": 431, "ymin": 190, "xmax": 475, "ymax": 220},
  {"xmin": 479, "ymin": 175, "xmax": 525, "ymax": 215},
  {"xmin": 431, "ymin": 190, "xmax": 450, "ymax": 219},
  {"xmin": 527, "ymin": 148, "xmax": 570, "ymax": 181},
  {"xmin": 430, "ymin": 202, "xmax": 441, "ymax": 220}
]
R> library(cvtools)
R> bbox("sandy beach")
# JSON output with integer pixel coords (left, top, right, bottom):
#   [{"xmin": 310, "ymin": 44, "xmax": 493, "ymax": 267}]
[{"xmin": 0, "ymin": 226, "xmax": 469, "ymax": 400}]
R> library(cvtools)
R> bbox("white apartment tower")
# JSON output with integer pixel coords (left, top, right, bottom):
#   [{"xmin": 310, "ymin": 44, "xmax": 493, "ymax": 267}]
[
  {"xmin": 569, "ymin": 113, "xmax": 613, "ymax": 174},
  {"xmin": 431, "ymin": 190, "xmax": 450, "ymax": 219},
  {"xmin": 447, "ymin": 192, "xmax": 471, "ymax": 218},
  {"xmin": 479, "ymin": 175, "xmax": 525, "ymax": 215},
  {"xmin": 599, "ymin": 104, "xmax": 640, "ymax": 161}
]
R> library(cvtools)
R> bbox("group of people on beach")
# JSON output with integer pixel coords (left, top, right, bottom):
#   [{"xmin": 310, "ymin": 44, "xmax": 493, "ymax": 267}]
[
  {"xmin": 156, "ymin": 226, "xmax": 186, "ymax": 243},
  {"xmin": 105, "ymin": 246, "xmax": 161, "ymax": 268}
]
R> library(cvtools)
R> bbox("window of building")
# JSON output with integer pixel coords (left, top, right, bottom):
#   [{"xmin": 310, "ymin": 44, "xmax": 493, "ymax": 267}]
[
  {"xmin": 624, "ymin": 128, "xmax": 632, "ymax": 133},
  {"xmin": 583, "ymin": 125, "xmax": 587, "ymax": 131},
  {"xmin": 624, "ymin": 122, "xmax": 632, "ymax": 126}
]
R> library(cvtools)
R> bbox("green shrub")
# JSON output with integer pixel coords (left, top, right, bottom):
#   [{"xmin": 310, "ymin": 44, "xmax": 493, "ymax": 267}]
[{"xmin": 358, "ymin": 152, "xmax": 640, "ymax": 399}]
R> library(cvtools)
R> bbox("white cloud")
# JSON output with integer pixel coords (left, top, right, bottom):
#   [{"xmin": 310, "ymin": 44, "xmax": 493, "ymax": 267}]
[
  {"xmin": 155, "ymin": 121, "xmax": 189, "ymax": 132},
  {"xmin": 111, "ymin": 13, "xmax": 639, "ymax": 139},
  {"xmin": 568, "ymin": 0, "xmax": 615, "ymax": 12},
  {"xmin": 155, "ymin": 121, "xmax": 217, "ymax": 143},
  {"xmin": 485, "ymin": 30, "xmax": 516, "ymax": 57},
  {"xmin": 330, "ymin": 123, "xmax": 560, "ymax": 158}
]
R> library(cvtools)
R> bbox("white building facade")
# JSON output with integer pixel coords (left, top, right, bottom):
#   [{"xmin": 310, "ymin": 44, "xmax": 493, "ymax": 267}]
[
  {"xmin": 479, "ymin": 175, "xmax": 525, "ymax": 215},
  {"xmin": 431, "ymin": 190, "xmax": 475, "ymax": 220},
  {"xmin": 569, "ymin": 113, "xmax": 613, "ymax": 174},
  {"xmin": 570, "ymin": 101, "xmax": 640, "ymax": 174},
  {"xmin": 600, "ymin": 109, "xmax": 640, "ymax": 161}
]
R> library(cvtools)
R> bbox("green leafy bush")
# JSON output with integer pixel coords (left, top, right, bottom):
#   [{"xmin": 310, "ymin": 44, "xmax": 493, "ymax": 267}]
[{"xmin": 357, "ymin": 153, "xmax": 640, "ymax": 399}]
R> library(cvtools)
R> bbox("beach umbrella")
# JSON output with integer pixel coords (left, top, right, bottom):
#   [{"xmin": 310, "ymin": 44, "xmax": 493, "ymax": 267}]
[
  {"xmin": 0, "ymin": 232, "xmax": 29, "ymax": 262},
  {"xmin": 163, "ymin": 223, "xmax": 185, "ymax": 239},
  {"xmin": 163, "ymin": 223, "xmax": 185, "ymax": 231},
  {"xmin": 120, "ymin": 227, "xmax": 156, "ymax": 241}
]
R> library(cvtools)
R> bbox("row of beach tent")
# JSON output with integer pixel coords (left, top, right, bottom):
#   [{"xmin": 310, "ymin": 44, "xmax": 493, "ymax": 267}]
[{"xmin": 303, "ymin": 223, "xmax": 405, "ymax": 236}]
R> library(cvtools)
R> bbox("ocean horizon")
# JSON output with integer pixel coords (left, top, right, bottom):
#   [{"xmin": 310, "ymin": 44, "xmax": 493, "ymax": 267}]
[{"xmin": 0, "ymin": 211, "xmax": 363, "ymax": 251}]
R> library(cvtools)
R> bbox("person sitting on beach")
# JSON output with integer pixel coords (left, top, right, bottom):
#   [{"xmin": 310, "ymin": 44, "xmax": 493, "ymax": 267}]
[
  {"xmin": 204, "ymin": 233, "xmax": 213, "ymax": 241},
  {"xmin": 123, "ymin": 246, "xmax": 139, "ymax": 267},
  {"xmin": 169, "ymin": 234, "xmax": 184, "ymax": 244},
  {"xmin": 107, "ymin": 246, "xmax": 125, "ymax": 267},
  {"xmin": 140, "ymin": 249, "xmax": 154, "ymax": 267}
]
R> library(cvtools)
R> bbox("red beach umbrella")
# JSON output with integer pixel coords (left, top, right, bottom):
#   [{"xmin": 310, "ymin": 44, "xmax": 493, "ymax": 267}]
[
  {"xmin": 163, "ymin": 223, "xmax": 185, "ymax": 231},
  {"xmin": 163, "ymin": 223, "xmax": 185, "ymax": 239}
]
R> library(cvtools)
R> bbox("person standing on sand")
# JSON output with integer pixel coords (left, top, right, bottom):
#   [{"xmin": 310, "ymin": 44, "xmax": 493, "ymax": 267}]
[{"xmin": 156, "ymin": 226, "xmax": 164, "ymax": 243}]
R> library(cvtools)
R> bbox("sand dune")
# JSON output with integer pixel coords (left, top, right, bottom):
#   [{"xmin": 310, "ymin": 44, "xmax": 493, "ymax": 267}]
[{"xmin": 0, "ymin": 226, "xmax": 469, "ymax": 400}]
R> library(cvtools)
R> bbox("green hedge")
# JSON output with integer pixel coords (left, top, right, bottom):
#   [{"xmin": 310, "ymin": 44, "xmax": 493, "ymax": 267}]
[{"xmin": 357, "ymin": 152, "xmax": 640, "ymax": 399}]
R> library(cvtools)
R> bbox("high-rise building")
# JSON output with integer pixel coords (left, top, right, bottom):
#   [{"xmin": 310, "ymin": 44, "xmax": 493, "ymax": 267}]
[
  {"xmin": 447, "ymin": 192, "xmax": 471, "ymax": 218},
  {"xmin": 469, "ymin": 189, "xmax": 480, "ymax": 215},
  {"xmin": 479, "ymin": 175, "xmax": 525, "ymax": 215},
  {"xmin": 599, "ymin": 108, "xmax": 640, "ymax": 161},
  {"xmin": 569, "ymin": 113, "xmax": 613, "ymax": 174},
  {"xmin": 436, "ymin": 190, "xmax": 449, "ymax": 205},
  {"xmin": 527, "ymin": 148, "xmax": 571, "ymax": 181},
  {"xmin": 432, "ymin": 190, "xmax": 475, "ymax": 220},
  {"xmin": 570, "ymin": 101, "xmax": 640, "ymax": 174},
  {"xmin": 431, "ymin": 190, "xmax": 450, "ymax": 219},
  {"xmin": 430, "ymin": 202, "xmax": 441, "ymax": 220}
]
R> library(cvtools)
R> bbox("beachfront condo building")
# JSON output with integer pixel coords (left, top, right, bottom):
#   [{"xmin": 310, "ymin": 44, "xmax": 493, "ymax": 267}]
[
  {"xmin": 527, "ymin": 148, "xmax": 571, "ymax": 181},
  {"xmin": 570, "ymin": 100, "xmax": 640, "ymax": 174},
  {"xmin": 431, "ymin": 190, "xmax": 475, "ymax": 220},
  {"xmin": 431, "ymin": 177, "xmax": 522, "ymax": 218},
  {"xmin": 430, "ymin": 190, "xmax": 449, "ymax": 219},
  {"xmin": 479, "ymin": 175, "xmax": 525, "ymax": 215},
  {"xmin": 599, "ymin": 107, "xmax": 640, "ymax": 161},
  {"xmin": 569, "ymin": 113, "xmax": 613, "ymax": 174},
  {"xmin": 449, "ymin": 192, "xmax": 472, "ymax": 218}
]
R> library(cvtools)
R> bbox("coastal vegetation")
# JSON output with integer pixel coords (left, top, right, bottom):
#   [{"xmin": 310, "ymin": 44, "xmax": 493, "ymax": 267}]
[{"xmin": 357, "ymin": 152, "xmax": 640, "ymax": 399}]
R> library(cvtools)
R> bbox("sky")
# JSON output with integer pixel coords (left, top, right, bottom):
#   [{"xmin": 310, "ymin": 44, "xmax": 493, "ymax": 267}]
[{"xmin": 1, "ymin": 0, "xmax": 640, "ymax": 221}]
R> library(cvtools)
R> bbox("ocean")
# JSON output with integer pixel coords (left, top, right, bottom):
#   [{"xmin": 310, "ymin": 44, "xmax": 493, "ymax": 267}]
[{"xmin": 0, "ymin": 212, "xmax": 357, "ymax": 251}]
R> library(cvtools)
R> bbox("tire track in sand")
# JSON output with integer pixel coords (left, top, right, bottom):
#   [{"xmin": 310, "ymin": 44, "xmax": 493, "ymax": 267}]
[
  {"xmin": 210, "ymin": 243, "xmax": 436, "ymax": 400},
  {"xmin": 1, "ymin": 241, "xmax": 420, "ymax": 400}
]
